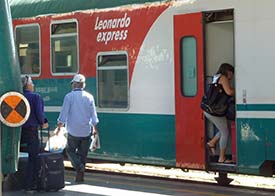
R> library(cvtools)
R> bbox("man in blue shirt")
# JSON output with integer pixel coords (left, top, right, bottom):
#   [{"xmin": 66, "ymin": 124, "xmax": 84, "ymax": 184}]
[
  {"xmin": 57, "ymin": 74, "xmax": 99, "ymax": 182},
  {"xmin": 21, "ymin": 75, "xmax": 48, "ymax": 191}
]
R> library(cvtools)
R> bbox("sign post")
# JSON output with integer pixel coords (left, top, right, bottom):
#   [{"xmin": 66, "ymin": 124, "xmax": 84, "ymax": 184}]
[
  {"xmin": 0, "ymin": 123, "xmax": 2, "ymax": 196},
  {"xmin": 0, "ymin": 92, "xmax": 30, "ymax": 128},
  {"xmin": 0, "ymin": 92, "xmax": 30, "ymax": 194}
]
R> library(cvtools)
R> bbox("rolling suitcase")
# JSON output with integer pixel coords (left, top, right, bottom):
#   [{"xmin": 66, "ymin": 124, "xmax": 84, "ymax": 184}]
[
  {"xmin": 37, "ymin": 152, "xmax": 65, "ymax": 191},
  {"xmin": 37, "ymin": 127, "xmax": 65, "ymax": 191}
]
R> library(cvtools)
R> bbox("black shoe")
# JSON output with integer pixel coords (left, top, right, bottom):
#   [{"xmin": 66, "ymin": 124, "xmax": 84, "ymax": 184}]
[
  {"xmin": 75, "ymin": 171, "xmax": 84, "ymax": 183},
  {"xmin": 24, "ymin": 188, "xmax": 35, "ymax": 194},
  {"xmin": 79, "ymin": 164, "xmax": 85, "ymax": 172},
  {"xmin": 24, "ymin": 184, "xmax": 37, "ymax": 192}
]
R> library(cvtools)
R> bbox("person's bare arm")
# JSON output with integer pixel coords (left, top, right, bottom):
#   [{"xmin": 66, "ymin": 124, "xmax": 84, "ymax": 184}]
[{"xmin": 219, "ymin": 75, "xmax": 235, "ymax": 96}]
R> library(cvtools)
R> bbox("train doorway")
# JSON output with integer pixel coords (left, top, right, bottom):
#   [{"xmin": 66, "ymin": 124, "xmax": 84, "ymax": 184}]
[
  {"xmin": 203, "ymin": 10, "xmax": 236, "ymax": 170},
  {"xmin": 173, "ymin": 9, "xmax": 235, "ymax": 174}
]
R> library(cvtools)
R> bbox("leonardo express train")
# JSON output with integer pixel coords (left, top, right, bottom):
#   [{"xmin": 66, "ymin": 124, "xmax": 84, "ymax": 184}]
[{"xmin": 9, "ymin": 0, "xmax": 275, "ymax": 184}]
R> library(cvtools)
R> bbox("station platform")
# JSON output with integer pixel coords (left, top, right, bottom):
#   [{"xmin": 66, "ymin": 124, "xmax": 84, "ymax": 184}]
[
  {"xmin": 81, "ymin": 161, "xmax": 275, "ymax": 190},
  {"xmin": 3, "ymin": 162, "xmax": 275, "ymax": 196},
  {"xmin": 2, "ymin": 153, "xmax": 275, "ymax": 195}
]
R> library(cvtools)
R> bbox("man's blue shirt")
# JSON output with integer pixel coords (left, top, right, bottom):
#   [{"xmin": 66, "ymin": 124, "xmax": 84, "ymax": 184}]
[
  {"xmin": 23, "ymin": 89, "xmax": 45, "ymax": 128},
  {"xmin": 57, "ymin": 89, "xmax": 99, "ymax": 137}
]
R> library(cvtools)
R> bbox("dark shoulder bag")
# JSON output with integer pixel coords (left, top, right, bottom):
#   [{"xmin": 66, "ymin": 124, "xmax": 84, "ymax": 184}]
[
  {"xmin": 200, "ymin": 78, "xmax": 229, "ymax": 116},
  {"xmin": 225, "ymin": 96, "xmax": 235, "ymax": 120}
]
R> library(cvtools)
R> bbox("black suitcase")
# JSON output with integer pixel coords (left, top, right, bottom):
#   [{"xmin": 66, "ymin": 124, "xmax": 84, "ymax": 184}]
[
  {"xmin": 37, "ymin": 152, "xmax": 65, "ymax": 191},
  {"xmin": 37, "ymin": 127, "xmax": 65, "ymax": 191}
]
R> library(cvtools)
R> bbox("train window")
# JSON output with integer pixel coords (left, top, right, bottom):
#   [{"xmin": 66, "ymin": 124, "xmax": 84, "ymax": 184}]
[
  {"xmin": 97, "ymin": 53, "xmax": 128, "ymax": 109},
  {"xmin": 180, "ymin": 36, "xmax": 197, "ymax": 97},
  {"xmin": 51, "ymin": 22, "xmax": 77, "ymax": 34},
  {"xmin": 15, "ymin": 24, "xmax": 40, "ymax": 76},
  {"xmin": 51, "ymin": 21, "xmax": 78, "ymax": 74}
]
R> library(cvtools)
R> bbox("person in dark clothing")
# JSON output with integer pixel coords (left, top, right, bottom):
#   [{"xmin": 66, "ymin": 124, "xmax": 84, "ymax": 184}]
[
  {"xmin": 21, "ymin": 75, "xmax": 48, "ymax": 192},
  {"xmin": 204, "ymin": 63, "xmax": 235, "ymax": 163}
]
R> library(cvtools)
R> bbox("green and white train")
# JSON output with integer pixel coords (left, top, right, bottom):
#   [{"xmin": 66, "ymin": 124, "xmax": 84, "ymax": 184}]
[{"xmin": 9, "ymin": 0, "xmax": 275, "ymax": 184}]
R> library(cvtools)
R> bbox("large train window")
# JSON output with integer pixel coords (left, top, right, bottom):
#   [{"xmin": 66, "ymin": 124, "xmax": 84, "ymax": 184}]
[
  {"xmin": 180, "ymin": 36, "xmax": 197, "ymax": 97},
  {"xmin": 15, "ymin": 24, "xmax": 40, "ymax": 76},
  {"xmin": 97, "ymin": 52, "xmax": 128, "ymax": 109},
  {"xmin": 51, "ymin": 20, "xmax": 79, "ymax": 75}
]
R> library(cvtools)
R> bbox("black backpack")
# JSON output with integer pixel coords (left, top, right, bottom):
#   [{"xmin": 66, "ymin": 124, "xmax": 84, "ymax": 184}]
[
  {"xmin": 225, "ymin": 96, "xmax": 235, "ymax": 120},
  {"xmin": 200, "ymin": 78, "xmax": 230, "ymax": 116}
]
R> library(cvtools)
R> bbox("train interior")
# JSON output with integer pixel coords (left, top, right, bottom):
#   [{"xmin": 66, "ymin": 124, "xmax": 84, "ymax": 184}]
[{"xmin": 203, "ymin": 9, "xmax": 236, "ymax": 168}]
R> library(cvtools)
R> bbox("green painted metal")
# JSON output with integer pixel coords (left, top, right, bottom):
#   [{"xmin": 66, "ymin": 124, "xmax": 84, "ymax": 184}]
[
  {"xmin": 237, "ymin": 118, "xmax": 275, "ymax": 175},
  {"xmin": 237, "ymin": 104, "xmax": 275, "ymax": 111},
  {"xmin": 46, "ymin": 111, "xmax": 176, "ymax": 166},
  {"xmin": 0, "ymin": 0, "xmax": 22, "ymax": 174},
  {"xmin": 10, "ymin": 0, "xmax": 167, "ymax": 19},
  {"xmin": 89, "ymin": 113, "xmax": 176, "ymax": 166},
  {"xmin": 237, "ymin": 104, "xmax": 275, "ymax": 174},
  {"xmin": 34, "ymin": 77, "xmax": 96, "ymax": 107},
  {"xmin": 237, "ymin": 104, "xmax": 275, "ymax": 175},
  {"xmin": 45, "ymin": 112, "xmax": 176, "ymax": 166},
  {"xmin": 235, "ymin": 103, "xmax": 275, "ymax": 175}
]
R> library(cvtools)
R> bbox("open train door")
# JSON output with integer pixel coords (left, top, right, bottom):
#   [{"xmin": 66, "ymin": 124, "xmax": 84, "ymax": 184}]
[{"xmin": 174, "ymin": 13, "xmax": 205, "ymax": 169}]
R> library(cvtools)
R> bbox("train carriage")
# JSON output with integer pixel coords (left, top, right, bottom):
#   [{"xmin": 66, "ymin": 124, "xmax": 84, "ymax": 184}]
[
  {"xmin": 0, "ymin": 0, "xmax": 22, "ymax": 176},
  {"xmin": 10, "ymin": 0, "xmax": 275, "ymax": 184}
]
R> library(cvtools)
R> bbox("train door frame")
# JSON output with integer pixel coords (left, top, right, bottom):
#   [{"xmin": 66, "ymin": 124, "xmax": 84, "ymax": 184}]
[{"xmin": 202, "ymin": 9, "xmax": 237, "ymax": 173}]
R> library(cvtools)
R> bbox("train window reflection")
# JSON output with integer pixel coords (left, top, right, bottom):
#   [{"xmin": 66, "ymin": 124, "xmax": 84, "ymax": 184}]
[
  {"xmin": 16, "ymin": 24, "xmax": 40, "ymax": 76},
  {"xmin": 51, "ymin": 20, "xmax": 78, "ymax": 74},
  {"xmin": 52, "ymin": 22, "xmax": 77, "ymax": 34},
  {"xmin": 97, "ymin": 53, "xmax": 128, "ymax": 109}
]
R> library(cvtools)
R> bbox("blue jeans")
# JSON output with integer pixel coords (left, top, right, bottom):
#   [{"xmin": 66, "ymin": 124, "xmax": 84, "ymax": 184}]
[{"xmin": 66, "ymin": 134, "xmax": 90, "ymax": 171}]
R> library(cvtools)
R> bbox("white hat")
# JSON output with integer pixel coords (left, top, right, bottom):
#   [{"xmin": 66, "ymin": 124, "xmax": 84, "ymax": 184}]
[
  {"xmin": 71, "ymin": 74, "xmax": 86, "ymax": 83},
  {"xmin": 22, "ymin": 75, "xmax": 33, "ymax": 87}
]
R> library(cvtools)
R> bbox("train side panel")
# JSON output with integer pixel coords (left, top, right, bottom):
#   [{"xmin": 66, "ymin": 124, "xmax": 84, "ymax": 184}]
[
  {"xmin": 235, "ymin": 0, "xmax": 275, "ymax": 175},
  {"xmin": 13, "ymin": 4, "xmax": 177, "ymax": 166},
  {"xmin": 89, "ymin": 4, "xmax": 176, "ymax": 166}
]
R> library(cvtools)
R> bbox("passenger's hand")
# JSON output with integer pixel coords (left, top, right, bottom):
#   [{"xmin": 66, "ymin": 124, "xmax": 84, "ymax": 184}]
[
  {"xmin": 92, "ymin": 126, "xmax": 98, "ymax": 135},
  {"xmin": 42, "ymin": 122, "xmax": 49, "ymax": 129},
  {"xmin": 55, "ymin": 127, "xmax": 61, "ymax": 135}
]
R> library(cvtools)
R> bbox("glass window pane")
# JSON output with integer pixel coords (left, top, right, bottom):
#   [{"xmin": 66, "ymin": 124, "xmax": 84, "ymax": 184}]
[
  {"xmin": 16, "ymin": 25, "xmax": 40, "ymax": 75},
  {"xmin": 97, "ymin": 54, "xmax": 128, "ymax": 109},
  {"xmin": 181, "ymin": 37, "xmax": 197, "ymax": 97},
  {"xmin": 98, "ymin": 54, "xmax": 127, "ymax": 67},
  {"xmin": 51, "ymin": 22, "xmax": 77, "ymax": 34},
  {"xmin": 51, "ymin": 21, "xmax": 78, "ymax": 74},
  {"xmin": 51, "ymin": 36, "xmax": 78, "ymax": 73}
]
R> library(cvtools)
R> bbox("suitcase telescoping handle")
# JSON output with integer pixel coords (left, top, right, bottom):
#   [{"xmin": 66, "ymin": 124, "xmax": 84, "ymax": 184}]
[{"xmin": 40, "ymin": 126, "xmax": 50, "ymax": 152}]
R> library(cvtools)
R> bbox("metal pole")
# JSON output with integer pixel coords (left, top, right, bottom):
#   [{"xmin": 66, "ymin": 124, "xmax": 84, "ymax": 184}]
[{"xmin": 0, "ymin": 123, "xmax": 2, "ymax": 196}]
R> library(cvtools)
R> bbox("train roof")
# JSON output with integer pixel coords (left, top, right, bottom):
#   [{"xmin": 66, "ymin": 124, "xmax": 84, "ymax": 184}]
[{"xmin": 9, "ymin": 0, "xmax": 167, "ymax": 19}]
